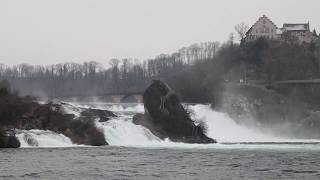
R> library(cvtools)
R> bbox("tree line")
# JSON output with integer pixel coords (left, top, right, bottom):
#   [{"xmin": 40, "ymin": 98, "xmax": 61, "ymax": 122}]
[
  {"xmin": 164, "ymin": 37, "xmax": 320, "ymax": 103},
  {"xmin": 1, "ymin": 25, "xmax": 320, "ymax": 101},
  {"xmin": 0, "ymin": 42, "xmax": 220, "ymax": 97}
]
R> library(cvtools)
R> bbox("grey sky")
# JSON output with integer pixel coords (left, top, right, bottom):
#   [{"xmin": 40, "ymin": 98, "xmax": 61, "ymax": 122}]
[{"xmin": 0, "ymin": 0, "xmax": 319, "ymax": 65}]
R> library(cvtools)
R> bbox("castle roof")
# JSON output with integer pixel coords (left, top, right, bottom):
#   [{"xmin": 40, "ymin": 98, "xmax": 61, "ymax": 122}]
[
  {"xmin": 283, "ymin": 23, "xmax": 310, "ymax": 31},
  {"xmin": 246, "ymin": 15, "xmax": 278, "ymax": 35}
]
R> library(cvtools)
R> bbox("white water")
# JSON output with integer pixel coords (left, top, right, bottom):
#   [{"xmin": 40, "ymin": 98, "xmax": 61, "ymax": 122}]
[
  {"xmin": 190, "ymin": 105, "xmax": 291, "ymax": 143},
  {"xmin": 16, "ymin": 129, "xmax": 74, "ymax": 147},
  {"xmin": 96, "ymin": 104, "xmax": 163, "ymax": 146},
  {"xmin": 18, "ymin": 102, "xmax": 320, "ymax": 148},
  {"xmin": 99, "ymin": 103, "xmax": 320, "ymax": 146}
]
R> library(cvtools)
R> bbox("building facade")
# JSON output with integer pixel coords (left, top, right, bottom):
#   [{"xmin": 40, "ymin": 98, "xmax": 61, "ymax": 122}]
[
  {"xmin": 245, "ymin": 15, "xmax": 278, "ymax": 41},
  {"xmin": 281, "ymin": 23, "xmax": 318, "ymax": 43},
  {"xmin": 245, "ymin": 15, "xmax": 319, "ymax": 43}
]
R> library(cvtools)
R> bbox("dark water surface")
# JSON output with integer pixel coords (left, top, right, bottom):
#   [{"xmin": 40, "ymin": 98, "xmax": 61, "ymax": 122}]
[{"xmin": 1, "ymin": 145, "xmax": 320, "ymax": 180}]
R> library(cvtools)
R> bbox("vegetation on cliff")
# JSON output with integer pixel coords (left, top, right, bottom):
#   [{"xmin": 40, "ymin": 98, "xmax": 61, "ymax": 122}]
[{"xmin": 165, "ymin": 38, "xmax": 320, "ymax": 103}]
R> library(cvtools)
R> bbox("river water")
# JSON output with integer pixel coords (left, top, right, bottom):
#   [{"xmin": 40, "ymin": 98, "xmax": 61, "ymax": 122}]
[
  {"xmin": 1, "ymin": 102, "xmax": 320, "ymax": 179},
  {"xmin": 1, "ymin": 145, "xmax": 320, "ymax": 179}
]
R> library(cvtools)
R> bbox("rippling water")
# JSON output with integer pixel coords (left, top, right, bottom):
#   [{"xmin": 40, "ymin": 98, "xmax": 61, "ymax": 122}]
[{"xmin": 1, "ymin": 145, "xmax": 320, "ymax": 180}]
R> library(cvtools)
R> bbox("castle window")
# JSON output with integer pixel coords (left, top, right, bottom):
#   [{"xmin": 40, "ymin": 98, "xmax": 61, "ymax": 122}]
[{"xmin": 262, "ymin": 26, "xmax": 268, "ymax": 33}]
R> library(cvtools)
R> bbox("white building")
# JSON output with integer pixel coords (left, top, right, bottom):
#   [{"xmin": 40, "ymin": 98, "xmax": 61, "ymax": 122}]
[
  {"xmin": 280, "ymin": 23, "xmax": 318, "ymax": 43},
  {"xmin": 245, "ymin": 15, "xmax": 278, "ymax": 41},
  {"xmin": 245, "ymin": 15, "xmax": 319, "ymax": 43}
]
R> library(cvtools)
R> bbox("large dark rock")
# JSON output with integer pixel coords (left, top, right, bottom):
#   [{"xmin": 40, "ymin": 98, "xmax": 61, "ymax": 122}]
[
  {"xmin": 134, "ymin": 80, "xmax": 216, "ymax": 144},
  {"xmin": 0, "ymin": 81, "xmax": 108, "ymax": 146},
  {"xmin": 133, "ymin": 113, "xmax": 167, "ymax": 139},
  {"xmin": 6, "ymin": 136, "xmax": 21, "ymax": 148},
  {"xmin": 37, "ymin": 103, "xmax": 108, "ymax": 146},
  {"xmin": 0, "ymin": 130, "xmax": 21, "ymax": 148},
  {"xmin": 0, "ymin": 99, "xmax": 108, "ymax": 146}
]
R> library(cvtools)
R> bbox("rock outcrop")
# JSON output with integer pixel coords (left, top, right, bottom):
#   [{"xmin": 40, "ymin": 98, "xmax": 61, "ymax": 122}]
[
  {"xmin": 0, "ymin": 92, "xmax": 108, "ymax": 146},
  {"xmin": 20, "ymin": 103, "xmax": 108, "ymax": 146},
  {"xmin": 133, "ymin": 80, "xmax": 216, "ymax": 144},
  {"xmin": 0, "ymin": 129, "xmax": 21, "ymax": 148},
  {"xmin": 0, "ymin": 136, "xmax": 21, "ymax": 148}
]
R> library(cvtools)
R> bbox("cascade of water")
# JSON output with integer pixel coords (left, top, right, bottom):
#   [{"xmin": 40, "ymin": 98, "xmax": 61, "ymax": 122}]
[
  {"xmin": 16, "ymin": 129, "xmax": 74, "ymax": 147},
  {"xmin": 18, "ymin": 102, "xmax": 318, "ymax": 148},
  {"xmin": 189, "ymin": 105, "xmax": 287, "ymax": 143}
]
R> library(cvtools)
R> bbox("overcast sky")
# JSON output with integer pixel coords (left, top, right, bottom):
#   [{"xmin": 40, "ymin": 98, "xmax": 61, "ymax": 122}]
[{"xmin": 0, "ymin": 0, "xmax": 319, "ymax": 66}]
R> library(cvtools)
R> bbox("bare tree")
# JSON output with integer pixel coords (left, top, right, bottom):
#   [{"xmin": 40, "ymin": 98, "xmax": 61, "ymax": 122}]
[
  {"xmin": 228, "ymin": 33, "xmax": 235, "ymax": 46},
  {"xmin": 235, "ymin": 22, "xmax": 249, "ymax": 41}
]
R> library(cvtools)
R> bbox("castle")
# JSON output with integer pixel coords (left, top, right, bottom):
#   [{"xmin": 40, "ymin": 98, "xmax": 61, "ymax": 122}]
[{"xmin": 245, "ymin": 15, "xmax": 319, "ymax": 43}]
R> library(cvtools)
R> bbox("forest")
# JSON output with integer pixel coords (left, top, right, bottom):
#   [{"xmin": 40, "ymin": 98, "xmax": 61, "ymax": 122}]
[
  {"xmin": 0, "ymin": 42, "xmax": 220, "ymax": 97},
  {"xmin": 0, "ymin": 36, "xmax": 320, "ymax": 103}
]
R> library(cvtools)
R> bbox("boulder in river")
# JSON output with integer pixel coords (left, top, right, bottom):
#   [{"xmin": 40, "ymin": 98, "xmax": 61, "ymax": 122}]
[
  {"xmin": 0, "ymin": 129, "xmax": 21, "ymax": 148},
  {"xmin": 133, "ymin": 80, "xmax": 216, "ymax": 144}
]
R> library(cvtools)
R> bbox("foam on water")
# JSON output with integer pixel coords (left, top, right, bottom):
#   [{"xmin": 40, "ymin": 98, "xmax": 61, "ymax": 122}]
[
  {"xmin": 97, "ymin": 119, "xmax": 162, "ymax": 146},
  {"xmin": 102, "ymin": 104, "xmax": 144, "ymax": 113},
  {"xmin": 60, "ymin": 102, "xmax": 83, "ymax": 117},
  {"xmin": 189, "ymin": 104, "xmax": 320, "ymax": 143},
  {"xmin": 60, "ymin": 102, "xmax": 144, "ymax": 114},
  {"xmin": 94, "ymin": 103, "xmax": 269, "ymax": 146},
  {"xmin": 19, "ymin": 101, "xmax": 320, "ymax": 148},
  {"xmin": 96, "ymin": 103, "xmax": 320, "ymax": 147},
  {"xmin": 16, "ymin": 129, "xmax": 75, "ymax": 148},
  {"xmin": 189, "ymin": 104, "xmax": 287, "ymax": 143}
]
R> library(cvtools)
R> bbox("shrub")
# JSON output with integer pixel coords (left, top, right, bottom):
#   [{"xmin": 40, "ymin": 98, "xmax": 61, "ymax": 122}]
[{"xmin": 198, "ymin": 120, "xmax": 208, "ymax": 135}]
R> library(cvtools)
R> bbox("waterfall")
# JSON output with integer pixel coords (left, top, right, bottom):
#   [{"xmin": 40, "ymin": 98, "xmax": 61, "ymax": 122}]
[
  {"xmin": 17, "ymin": 102, "xmax": 318, "ymax": 148},
  {"xmin": 16, "ymin": 129, "xmax": 74, "ymax": 147}
]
